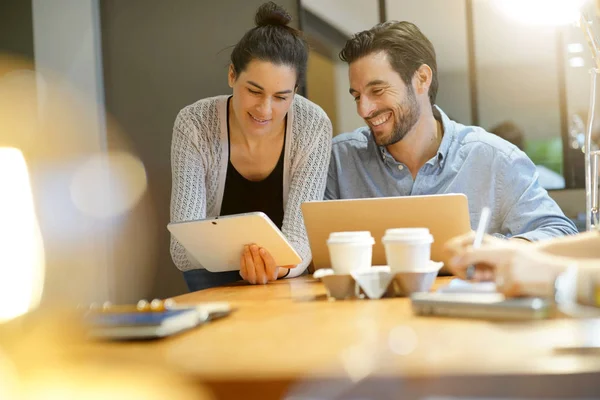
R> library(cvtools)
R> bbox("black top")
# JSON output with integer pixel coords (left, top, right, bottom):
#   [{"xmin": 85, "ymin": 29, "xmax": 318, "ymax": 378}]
[{"xmin": 220, "ymin": 97, "xmax": 285, "ymax": 229}]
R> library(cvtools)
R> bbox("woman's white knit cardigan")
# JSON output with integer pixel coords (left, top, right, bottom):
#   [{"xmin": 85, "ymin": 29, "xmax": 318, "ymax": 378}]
[{"xmin": 170, "ymin": 94, "xmax": 332, "ymax": 277}]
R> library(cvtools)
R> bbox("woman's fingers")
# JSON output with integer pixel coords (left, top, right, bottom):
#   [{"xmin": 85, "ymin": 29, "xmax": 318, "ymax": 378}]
[
  {"xmin": 450, "ymin": 246, "xmax": 516, "ymax": 270},
  {"xmin": 243, "ymin": 245, "xmax": 257, "ymax": 284},
  {"xmin": 447, "ymin": 260, "xmax": 494, "ymax": 281},
  {"xmin": 259, "ymin": 248, "xmax": 278, "ymax": 281},
  {"xmin": 473, "ymin": 265, "xmax": 495, "ymax": 281},
  {"xmin": 250, "ymin": 245, "xmax": 267, "ymax": 284},
  {"xmin": 445, "ymin": 233, "xmax": 502, "ymax": 260},
  {"xmin": 448, "ymin": 247, "xmax": 510, "ymax": 283},
  {"xmin": 444, "ymin": 231, "xmax": 476, "ymax": 255},
  {"xmin": 239, "ymin": 252, "xmax": 247, "ymax": 281}
]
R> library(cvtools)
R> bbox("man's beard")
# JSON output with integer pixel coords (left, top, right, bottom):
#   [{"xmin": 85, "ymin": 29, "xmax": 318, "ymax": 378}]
[{"xmin": 370, "ymin": 86, "xmax": 421, "ymax": 147}]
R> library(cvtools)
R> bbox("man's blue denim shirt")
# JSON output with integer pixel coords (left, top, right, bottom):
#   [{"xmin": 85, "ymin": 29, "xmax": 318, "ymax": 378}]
[{"xmin": 325, "ymin": 106, "xmax": 578, "ymax": 241}]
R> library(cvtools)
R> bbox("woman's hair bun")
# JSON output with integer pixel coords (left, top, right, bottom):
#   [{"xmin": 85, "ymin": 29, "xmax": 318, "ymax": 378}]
[{"xmin": 255, "ymin": 1, "xmax": 292, "ymax": 27}]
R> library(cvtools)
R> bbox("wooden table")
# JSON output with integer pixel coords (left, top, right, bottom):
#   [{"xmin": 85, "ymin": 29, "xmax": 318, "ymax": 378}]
[{"xmin": 95, "ymin": 277, "xmax": 600, "ymax": 399}]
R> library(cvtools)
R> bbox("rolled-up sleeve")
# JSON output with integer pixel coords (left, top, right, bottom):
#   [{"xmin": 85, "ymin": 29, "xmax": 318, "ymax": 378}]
[{"xmin": 497, "ymin": 149, "xmax": 578, "ymax": 241}]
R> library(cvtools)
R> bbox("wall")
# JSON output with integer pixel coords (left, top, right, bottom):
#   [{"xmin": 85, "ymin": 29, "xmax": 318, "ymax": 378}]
[
  {"xmin": 307, "ymin": 50, "xmax": 339, "ymax": 134},
  {"xmin": 0, "ymin": 1, "xmax": 34, "ymax": 60},
  {"xmin": 100, "ymin": 0, "xmax": 302, "ymax": 300},
  {"xmin": 549, "ymin": 188, "xmax": 585, "ymax": 219},
  {"xmin": 301, "ymin": 0, "xmax": 379, "ymax": 135},
  {"xmin": 436, "ymin": 70, "xmax": 471, "ymax": 124},
  {"xmin": 302, "ymin": 0, "xmax": 379, "ymax": 36},
  {"xmin": 477, "ymin": 65, "xmax": 561, "ymax": 138},
  {"xmin": 334, "ymin": 61, "xmax": 367, "ymax": 134},
  {"xmin": 386, "ymin": 0, "xmax": 469, "ymax": 72}
]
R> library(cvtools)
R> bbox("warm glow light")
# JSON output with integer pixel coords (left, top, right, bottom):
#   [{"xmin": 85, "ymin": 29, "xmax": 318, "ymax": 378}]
[
  {"xmin": 0, "ymin": 147, "xmax": 45, "ymax": 323},
  {"xmin": 568, "ymin": 43, "xmax": 585, "ymax": 53},
  {"xmin": 492, "ymin": 0, "xmax": 587, "ymax": 26},
  {"xmin": 570, "ymin": 56, "xmax": 586, "ymax": 67},
  {"xmin": 20, "ymin": 367, "xmax": 206, "ymax": 400},
  {"xmin": 69, "ymin": 152, "xmax": 147, "ymax": 219},
  {"xmin": 0, "ymin": 351, "xmax": 18, "ymax": 400}
]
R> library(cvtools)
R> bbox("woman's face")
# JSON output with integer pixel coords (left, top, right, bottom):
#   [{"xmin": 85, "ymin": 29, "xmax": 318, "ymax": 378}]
[{"xmin": 228, "ymin": 60, "xmax": 296, "ymax": 136}]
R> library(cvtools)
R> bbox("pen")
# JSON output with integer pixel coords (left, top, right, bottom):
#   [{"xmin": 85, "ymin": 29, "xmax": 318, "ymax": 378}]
[{"xmin": 466, "ymin": 206, "xmax": 491, "ymax": 280}]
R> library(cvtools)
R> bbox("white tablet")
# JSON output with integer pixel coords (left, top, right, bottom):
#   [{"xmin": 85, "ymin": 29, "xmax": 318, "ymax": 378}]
[{"xmin": 167, "ymin": 212, "xmax": 302, "ymax": 272}]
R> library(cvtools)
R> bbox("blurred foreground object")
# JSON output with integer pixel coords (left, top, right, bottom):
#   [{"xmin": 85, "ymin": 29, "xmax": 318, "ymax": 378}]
[
  {"xmin": 0, "ymin": 310, "xmax": 211, "ymax": 400},
  {"xmin": 0, "ymin": 147, "xmax": 44, "ymax": 323},
  {"xmin": 0, "ymin": 53, "xmax": 156, "ymax": 306}
]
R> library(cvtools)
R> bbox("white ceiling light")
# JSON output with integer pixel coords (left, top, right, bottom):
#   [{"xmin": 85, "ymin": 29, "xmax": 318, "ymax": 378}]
[
  {"xmin": 568, "ymin": 43, "xmax": 585, "ymax": 53},
  {"xmin": 492, "ymin": 0, "xmax": 587, "ymax": 26},
  {"xmin": 569, "ymin": 56, "xmax": 586, "ymax": 67}
]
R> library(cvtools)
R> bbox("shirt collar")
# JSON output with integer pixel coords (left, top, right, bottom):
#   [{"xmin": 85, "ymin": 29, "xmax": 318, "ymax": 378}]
[
  {"xmin": 432, "ymin": 105, "xmax": 454, "ymax": 167},
  {"xmin": 378, "ymin": 144, "xmax": 393, "ymax": 162}
]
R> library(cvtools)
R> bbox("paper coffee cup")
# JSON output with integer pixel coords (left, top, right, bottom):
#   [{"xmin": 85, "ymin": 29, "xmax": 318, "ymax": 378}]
[
  {"xmin": 382, "ymin": 228, "xmax": 434, "ymax": 273},
  {"xmin": 327, "ymin": 231, "xmax": 375, "ymax": 274}
]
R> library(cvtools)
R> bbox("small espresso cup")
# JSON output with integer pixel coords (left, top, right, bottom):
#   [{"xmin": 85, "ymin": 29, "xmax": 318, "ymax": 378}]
[
  {"xmin": 382, "ymin": 228, "xmax": 434, "ymax": 273},
  {"xmin": 326, "ymin": 231, "xmax": 375, "ymax": 274}
]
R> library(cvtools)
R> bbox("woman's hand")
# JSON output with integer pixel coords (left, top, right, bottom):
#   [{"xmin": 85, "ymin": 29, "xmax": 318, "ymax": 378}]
[
  {"xmin": 444, "ymin": 232, "xmax": 527, "ymax": 281},
  {"xmin": 239, "ymin": 244, "xmax": 294, "ymax": 285},
  {"xmin": 444, "ymin": 232, "xmax": 568, "ymax": 297}
]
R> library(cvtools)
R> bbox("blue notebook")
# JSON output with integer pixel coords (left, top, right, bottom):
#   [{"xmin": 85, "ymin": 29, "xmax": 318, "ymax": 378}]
[{"xmin": 86, "ymin": 308, "xmax": 201, "ymax": 340}]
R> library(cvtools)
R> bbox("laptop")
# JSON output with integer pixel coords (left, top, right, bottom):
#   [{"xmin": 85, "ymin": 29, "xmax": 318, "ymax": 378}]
[{"xmin": 301, "ymin": 194, "xmax": 472, "ymax": 271}]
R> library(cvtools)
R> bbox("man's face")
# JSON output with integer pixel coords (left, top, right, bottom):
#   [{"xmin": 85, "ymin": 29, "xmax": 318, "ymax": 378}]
[{"xmin": 348, "ymin": 51, "xmax": 421, "ymax": 146}]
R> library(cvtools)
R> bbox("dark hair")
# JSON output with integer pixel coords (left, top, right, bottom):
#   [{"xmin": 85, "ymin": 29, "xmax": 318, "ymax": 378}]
[
  {"xmin": 230, "ymin": 2, "xmax": 308, "ymax": 85},
  {"xmin": 490, "ymin": 121, "xmax": 525, "ymax": 151},
  {"xmin": 339, "ymin": 21, "xmax": 438, "ymax": 105}
]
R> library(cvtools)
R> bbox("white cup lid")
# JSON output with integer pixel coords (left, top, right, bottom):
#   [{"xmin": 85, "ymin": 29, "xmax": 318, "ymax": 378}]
[
  {"xmin": 327, "ymin": 231, "xmax": 374, "ymax": 244},
  {"xmin": 383, "ymin": 228, "xmax": 433, "ymax": 243}
]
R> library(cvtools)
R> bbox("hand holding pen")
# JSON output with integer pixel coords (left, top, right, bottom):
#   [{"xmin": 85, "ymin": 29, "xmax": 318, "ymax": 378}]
[
  {"xmin": 466, "ymin": 207, "xmax": 491, "ymax": 280},
  {"xmin": 445, "ymin": 207, "xmax": 532, "ymax": 282}
]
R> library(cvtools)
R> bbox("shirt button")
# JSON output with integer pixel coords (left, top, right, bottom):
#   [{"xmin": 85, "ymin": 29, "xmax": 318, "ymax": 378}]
[{"xmin": 398, "ymin": 165, "xmax": 404, "ymax": 171}]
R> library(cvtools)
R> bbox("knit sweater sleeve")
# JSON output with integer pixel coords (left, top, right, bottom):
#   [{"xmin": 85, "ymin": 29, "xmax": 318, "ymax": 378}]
[
  {"xmin": 169, "ymin": 107, "xmax": 207, "ymax": 271},
  {"xmin": 283, "ymin": 98, "xmax": 333, "ymax": 278}
]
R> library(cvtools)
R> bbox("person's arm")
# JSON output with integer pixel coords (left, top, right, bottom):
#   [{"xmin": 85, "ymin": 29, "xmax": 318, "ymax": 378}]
[
  {"xmin": 324, "ymin": 147, "xmax": 340, "ymax": 200},
  {"xmin": 169, "ymin": 109, "xmax": 207, "ymax": 271},
  {"xmin": 446, "ymin": 231, "xmax": 600, "ymax": 306},
  {"xmin": 281, "ymin": 110, "xmax": 332, "ymax": 278},
  {"xmin": 496, "ymin": 149, "xmax": 578, "ymax": 241},
  {"xmin": 534, "ymin": 230, "xmax": 600, "ymax": 258},
  {"xmin": 510, "ymin": 254, "xmax": 600, "ymax": 307}
]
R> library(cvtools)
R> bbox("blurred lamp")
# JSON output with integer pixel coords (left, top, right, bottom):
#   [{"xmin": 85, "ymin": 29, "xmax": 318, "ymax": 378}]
[{"xmin": 0, "ymin": 147, "xmax": 45, "ymax": 323}]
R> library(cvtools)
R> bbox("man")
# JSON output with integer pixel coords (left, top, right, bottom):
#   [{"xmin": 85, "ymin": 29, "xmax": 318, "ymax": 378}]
[{"xmin": 325, "ymin": 21, "xmax": 577, "ymax": 241}]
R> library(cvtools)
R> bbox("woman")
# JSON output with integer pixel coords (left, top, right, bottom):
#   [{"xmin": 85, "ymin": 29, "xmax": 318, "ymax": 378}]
[
  {"xmin": 170, "ymin": 2, "xmax": 332, "ymax": 291},
  {"xmin": 445, "ymin": 231, "xmax": 600, "ymax": 307}
]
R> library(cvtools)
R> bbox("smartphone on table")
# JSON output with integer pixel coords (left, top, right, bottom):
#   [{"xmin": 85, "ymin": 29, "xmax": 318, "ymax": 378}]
[{"xmin": 411, "ymin": 292, "xmax": 552, "ymax": 320}]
